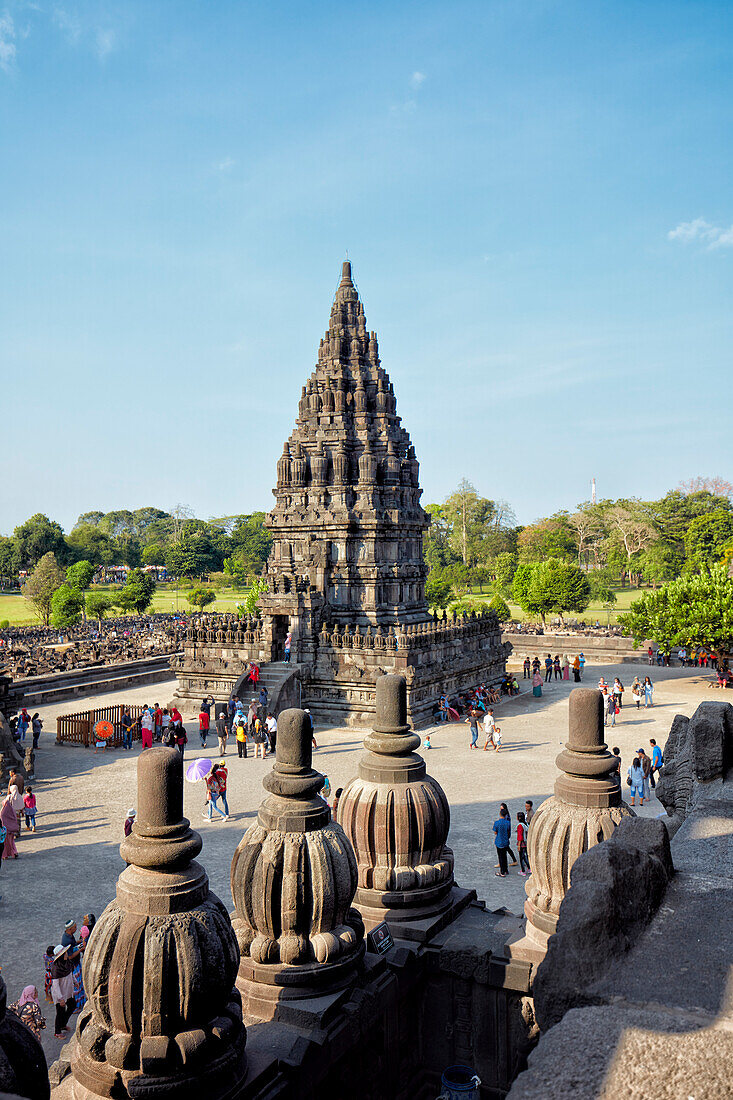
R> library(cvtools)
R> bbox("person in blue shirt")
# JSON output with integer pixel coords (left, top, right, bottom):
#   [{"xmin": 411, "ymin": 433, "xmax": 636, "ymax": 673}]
[
  {"xmin": 649, "ymin": 739, "xmax": 663, "ymax": 789},
  {"xmin": 493, "ymin": 807, "xmax": 512, "ymax": 877}
]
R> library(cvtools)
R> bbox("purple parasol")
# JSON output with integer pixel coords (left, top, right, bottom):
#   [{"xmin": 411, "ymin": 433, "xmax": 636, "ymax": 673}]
[{"xmin": 185, "ymin": 758, "xmax": 212, "ymax": 782}]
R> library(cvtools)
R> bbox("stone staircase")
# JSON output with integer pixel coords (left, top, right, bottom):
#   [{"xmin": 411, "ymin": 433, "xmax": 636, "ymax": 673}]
[{"xmin": 234, "ymin": 662, "xmax": 301, "ymax": 715}]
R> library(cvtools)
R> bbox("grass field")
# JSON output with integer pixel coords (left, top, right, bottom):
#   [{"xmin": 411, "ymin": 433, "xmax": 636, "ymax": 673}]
[
  {"xmin": 0, "ymin": 584, "xmax": 251, "ymax": 626},
  {"xmin": 454, "ymin": 585, "xmax": 643, "ymax": 626}
]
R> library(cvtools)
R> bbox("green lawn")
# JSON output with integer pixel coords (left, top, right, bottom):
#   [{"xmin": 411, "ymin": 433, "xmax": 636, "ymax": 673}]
[
  {"xmin": 0, "ymin": 583, "xmax": 251, "ymax": 626},
  {"xmin": 457, "ymin": 585, "xmax": 643, "ymax": 626}
]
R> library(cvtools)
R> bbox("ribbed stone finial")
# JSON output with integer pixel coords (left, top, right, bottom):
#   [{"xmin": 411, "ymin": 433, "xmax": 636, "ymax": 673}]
[
  {"xmin": 63, "ymin": 747, "xmax": 247, "ymax": 1100},
  {"xmin": 337, "ymin": 674, "xmax": 454, "ymax": 929},
  {"xmin": 339, "ymin": 259, "xmax": 353, "ymax": 286},
  {"xmin": 231, "ymin": 708, "xmax": 364, "ymax": 1012},
  {"xmin": 511, "ymin": 688, "xmax": 633, "ymax": 965}
]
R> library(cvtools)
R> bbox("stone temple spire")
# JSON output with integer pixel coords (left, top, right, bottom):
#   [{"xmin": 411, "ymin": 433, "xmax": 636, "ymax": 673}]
[{"xmin": 60, "ymin": 747, "xmax": 248, "ymax": 1099}]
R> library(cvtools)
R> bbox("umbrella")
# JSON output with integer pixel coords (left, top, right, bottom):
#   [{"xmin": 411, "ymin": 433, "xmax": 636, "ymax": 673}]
[
  {"xmin": 185, "ymin": 758, "xmax": 212, "ymax": 783},
  {"xmin": 93, "ymin": 720, "xmax": 114, "ymax": 741}
]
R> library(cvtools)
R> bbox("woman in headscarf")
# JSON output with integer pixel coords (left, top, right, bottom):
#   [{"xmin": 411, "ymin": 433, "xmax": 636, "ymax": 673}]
[
  {"xmin": 1, "ymin": 793, "xmax": 19, "ymax": 859},
  {"xmin": 532, "ymin": 670, "xmax": 543, "ymax": 698},
  {"xmin": 8, "ymin": 985, "xmax": 46, "ymax": 1039}
]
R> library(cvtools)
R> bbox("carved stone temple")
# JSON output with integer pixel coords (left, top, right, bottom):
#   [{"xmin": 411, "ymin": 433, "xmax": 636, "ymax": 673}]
[{"xmin": 173, "ymin": 261, "xmax": 509, "ymax": 726}]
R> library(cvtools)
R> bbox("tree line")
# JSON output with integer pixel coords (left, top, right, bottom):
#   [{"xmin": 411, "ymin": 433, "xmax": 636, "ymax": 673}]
[
  {"xmin": 424, "ymin": 476, "xmax": 733, "ymax": 623},
  {"xmin": 0, "ymin": 507, "xmax": 273, "ymax": 587}
]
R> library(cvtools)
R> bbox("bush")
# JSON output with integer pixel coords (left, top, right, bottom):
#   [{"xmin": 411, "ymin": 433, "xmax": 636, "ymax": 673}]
[
  {"xmin": 488, "ymin": 594, "xmax": 511, "ymax": 621},
  {"xmin": 0, "ymin": 619, "xmax": 8, "ymax": 628}
]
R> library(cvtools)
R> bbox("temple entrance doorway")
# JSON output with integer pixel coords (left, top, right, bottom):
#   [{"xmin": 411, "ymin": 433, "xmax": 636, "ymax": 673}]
[{"xmin": 271, "ymin": 614, "xmax": 289, "ymax": 661}]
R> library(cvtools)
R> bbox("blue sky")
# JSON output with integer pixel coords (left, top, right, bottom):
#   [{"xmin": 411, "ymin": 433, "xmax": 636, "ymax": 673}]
[{"xmin": 1, "ymin": 0, "xmax": 732, "ymax": 534}]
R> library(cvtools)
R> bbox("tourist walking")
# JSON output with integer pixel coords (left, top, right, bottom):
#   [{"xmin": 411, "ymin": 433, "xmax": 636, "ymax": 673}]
[
  {"xmin": 234, "ymin": 716, "xmax": 248, "ymax": 758},
  {"xmin": 214, "ymin": 762, "xmax": 229, "ymax": 816},
  {"xmin": 259, "ymin": 685, "xmax": 268, "ymax": 710},
  {"xmin": 610, "ymin": 747, "xmax": 622, "ymax": 790},
  {"xmin": 284, "ymin": 630, "xmax": 292, "ymax": 663},
  {"xmin": 516, "ymin": 812, "xmax": 530, "ymax": 875},
  {"xmin": 153, "ymin": 704, "xmax": 163, "ymax": 742},
  {"xmin": 198, "ymin": 707, "xmax": 210, "ymax": 748},
  {"xmin": 499, "ymin": 803, "xmax": 518, "ymax": 865},
  {"xmin": 493, "ymin": 807, "xmax": 512, "ymax": 877},
  {"xmin": 631, "ymin": 677, "xmax": 642, "ymax": 708},
  {"xmin": 650, "ymin": 739, "xmax": 663, "ymax": 788},
  {"xmin": 216, "ymin": 712, "xmax": 228, "ymax": 756},
  {"xmin": 612, "ymin": 678, "xmax": 624, "ymax": 709},
  {"xmin": 466, "ymin": 709, "xmax": 480, "ymax": 749},
  {"xmin": 121, "ymin": 708, "xmax": 133, "ymax": 750},
  {"xmin": 31, "ymin": 713, "xmax": 43, "ymax": 749},
  {"xmin": 253, "ymin": 718, "xmax": 266, "ymax": 759},
  {"xmin": 562, "ymin": 655, "xmax": 570, "ymax": 680},
  {"xmin": 544, "ymin": 655, "xmax": 553, "ymax": 683},
  {"xmin": 579, "ymin": 653, "xmax": 586, "ymax": 679},
  {"xmin": 140, "ymin": 708, "xmax": 154, "ymax": 750},
  {"xmin": 644, "ymin": 676, "xmax": 654, "ymax": 707},
  {"xmin": 523, "ymin": 657, "xmax": 531, "ymax": 679},
  {"xmin": 532, "ymin": 670, "xmax": 542, "ymax": 698},
  {"xmin": 203, "ymin": 768, "xmax": 228, "ymax": 821},
  {"xmin": 572, "ymin": 655, "xmax": 580, "ymax": 682},
  {"xmin": 604, "ymin": 689, "xmax": 616, "ymax": 727},
  {"xmin": 124, "ymin": 808, "xmax": 136, "ymax": 837},
  {"xmin": 638, "ymin": 748, "xmax": 652, "ymax": 801},
  {"xmin": 266, "ymin": 713, "xmax": 277, "ymax": 755},
  {"xmin": 8, "ymin": 985, "xmax": 45, "ymax": 1039},
  {"xmin": 1, "ymin": 794, "xmax": 19, "ymax": 859},
  {"xmin": 175, "ymin": 725, "xmax": 187, "ymax": 757},
  {"xmin": 553, "ymin": 655, "xmax": 562, "ymax": 680},
  {"xmin": 627, "ymin": 757, "xmax": 645, "ymax": 806},
  {"xmin": 23, "ymin": 786, "xmax": 37, "ymax": 831},
  {"xmin": 50, "ymin": 944, "xmax": 76, "ymax": 1038},
  {"xmin": 482, "ymin": 708, "xmax": 497, "ymax": 750},
  {"xmin": 525, "ymin": 800, "xmax": 534, "ymax": 827}
]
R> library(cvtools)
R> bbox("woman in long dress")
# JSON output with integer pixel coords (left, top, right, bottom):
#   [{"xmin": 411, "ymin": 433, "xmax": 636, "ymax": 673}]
[
  {"xmin": 1, "ymin": 794, "xmax": 19, "ymax": 858},
  {"xmin": 562, "ymin": 655, "xmax": 570, "ymax": 680},
  {"xmin": 532, "ymin": 671, "xmax": 543, "ymax": 698}
]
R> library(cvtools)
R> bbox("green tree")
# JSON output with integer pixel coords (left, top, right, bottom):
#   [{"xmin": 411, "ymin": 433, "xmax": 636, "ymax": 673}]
[
  {"xmin": 0, "ymin": 536, "xmax": 17, "ymax": 583},
  {"xmin": 237, "ymin": 577, "xmax": 268, "ymax": 617},
  {"xmin": 517, "ymin": 514, "xmax": 577, "ymax": 564},
  {"xmin": 116, "ymin": 569, "xmax": 157, "ymax": 614},
  {"xmin": 142, "ymin": 543, "xmax": 168, "ymax": 567},
  {"xmin": 229, "ymin": 514, "xmax": 272, "ymax": 575},
  {"xmin": 50, "ymin": 583, "xmax": 85, "ymax": 628},
  {"xmin": 443, "ymin": 480, "xmax": 497, "ymax": 566},
  {"xmin": 21, "ymin": 552, "xmax": 66, "ymax": 624},
  {"xmin": 66, "ymin": 560, "xmax": 96, "ymax": 592},
  {"xmin": 14, "ymin": 514, "xmax": 68, "ymax": 570},
  {"xmin": 685, "ymin": 509, "xmax": 733, "ymax": 568},
  {"xmin": 187, "ymin": 586, "xmax": 216, "ymax": 611},
  {"xmin": 86, "ymin": 591, "xmax": 114, "ymax": 627},
  {"xmin": 621, "ymin": 565, "xmax": 733, "ymax": 659},
  {"xmin": 423, "ymin": 504, "xmax": 459, "ymax": 571},
  {"xmin": 426, "ymin": 571, "xmax": 453, "ymax": 610},
  {"xmin": 66, "ymin": 523, "xmax": 116, "ymax": 566},
  {"xmin": 494, "ymin": 552, "xmax": 518, "ymax": 596},
  {"xmin": 513, "ymin": 559, "xmax": 590, "ymax": 624},
  {"xmin": 638, "ymin": 544, "xmax": 683, "ymax": 587},
  {"xmin": 488, "ymin": 594, "xmax": 511, "ymax": 622}
]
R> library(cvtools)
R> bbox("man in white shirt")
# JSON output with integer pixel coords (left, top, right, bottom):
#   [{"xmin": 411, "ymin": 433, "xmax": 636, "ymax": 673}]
[
  {"xmin": 483, "ymin": 709, "xmax": 497, "ymax": 751},
  {"xmin": 265, "ymin": 713, "xmax": 277, "ymax": 755}
]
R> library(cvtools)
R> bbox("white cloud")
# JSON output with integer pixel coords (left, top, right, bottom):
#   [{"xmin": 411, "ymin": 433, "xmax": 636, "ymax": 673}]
[
  {"xmin": 216, "ymin": 157, "xmax": 235, "ymax": 172},
  {"xmin": 95, "ymin": 27, "xmax": 115, "ymax": 60},
  {"xmin": 0, "ymin": 11, "xmax": 17, "ymax": 72},
  {"xmin": 668, "ymin": 217, "xmax": 733, "ymax": 249},
  {"xmin": 410, "ymin": 70, "xmax": 426, "ymax": 90},
  {"xmin": 391, "ymin": 70, "xmax": 427, "ymax": 116},
  {"xmin": 54, "ymin": 7, "xmax": 82, "ymax": 43}
]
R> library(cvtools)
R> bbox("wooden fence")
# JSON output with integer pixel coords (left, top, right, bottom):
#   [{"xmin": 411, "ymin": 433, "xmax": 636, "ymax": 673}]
[{"xmin": 56, "ymin": 704, "xmax": 147, "ymax": 748}]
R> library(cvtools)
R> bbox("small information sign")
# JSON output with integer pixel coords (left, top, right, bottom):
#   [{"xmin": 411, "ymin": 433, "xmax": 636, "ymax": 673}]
[{"xmin": 367, "ymin": 921, "xmax": 394, "ymax": 956}]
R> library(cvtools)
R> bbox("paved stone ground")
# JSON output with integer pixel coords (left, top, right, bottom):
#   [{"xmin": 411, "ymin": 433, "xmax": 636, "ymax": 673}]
[{"xmin": 0, "ymin": 661, "xmax": 719, "ymax": 1062}]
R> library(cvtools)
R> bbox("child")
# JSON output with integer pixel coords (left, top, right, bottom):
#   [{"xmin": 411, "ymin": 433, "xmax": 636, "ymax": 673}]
[
  {"xmin": 321, "ymin": 775, "xmax": 332, "ymax": 802},
  {"xmin": 493, "ymin": 725, "xmax": 502, "ymax": 751},
  {"xmin": 94, "ymin": 729, "xmax": 106, "ymax": 754},
  {"xmin": 516, "ymin": 811, "xmax": 530, "ymax": 876},
  {"xmin": 423, "ymin": 732, "xmax": 432, "ymax": 749},
  {"xmin": 23, "ymin": 787, "xmax": 37, "ymax": 832}
]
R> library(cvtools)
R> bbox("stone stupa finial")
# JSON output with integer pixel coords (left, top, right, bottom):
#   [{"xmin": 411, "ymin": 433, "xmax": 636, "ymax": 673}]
[
  {"xmin": 509, "ymin": 688, "xmax": 633, "ymax": 965},
  {"xmin": 62, "ymin": 747, "xmax": 247, "ymax": 1099},
  {"xmin": 231, "ymin": 708, "xmax": 364, "ymax": 1015},
  {"xmin": 337, "ymin": 674, "xmax": 455, "ymax": 930}
]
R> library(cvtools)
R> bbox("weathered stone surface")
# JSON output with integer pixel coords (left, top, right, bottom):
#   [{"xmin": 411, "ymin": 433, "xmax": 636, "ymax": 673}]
[
  {"xmin": 56, "ymin": 747, "xmax": 247, "ymax": 1099},
  {"xmin": 507, "ymin": 1004, "xmax": 733, "ymax": 1100},
  {"xmin": 0, "ymin": 710, "xmax": 25, "ymax": 785},
  {"xmin": 231, "ymin": 708, "xmax": 364, "ymax": 1007},
  {"xmin": 509, "ymin": 688, "xmax": 633, "ymax": 964},
  {"xmin": 657, "ymin": 700, "xmax": 733, "ymax": 829},
  {"xmin": 337, "ymin": 674, "xmax": 456, "ymax": 929},
  {"xmin": 0, "ymin": 974, "xmax": 50, "ymax": 1100},
  {"xmin": 532, "ymin": 816, "xmax": 674, "ymax": 1031}
]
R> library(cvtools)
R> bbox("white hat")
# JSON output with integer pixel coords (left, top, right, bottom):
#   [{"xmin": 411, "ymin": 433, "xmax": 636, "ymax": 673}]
[
  {"xmin": 53, "ymin": 944, "xmax": 69, "ymax": 958},
  {"xmin": 127, "ymin": 808, "xmax": 136, "ymax": 818},
  {"xmin": 64, "ymin": 919, "xmax": 75, "ymax": 930}
]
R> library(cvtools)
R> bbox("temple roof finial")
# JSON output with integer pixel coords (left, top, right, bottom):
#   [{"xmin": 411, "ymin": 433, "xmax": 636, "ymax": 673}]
[{"xmin": 340, "ymin": 259, "xmax": 353, "ymax": 286}]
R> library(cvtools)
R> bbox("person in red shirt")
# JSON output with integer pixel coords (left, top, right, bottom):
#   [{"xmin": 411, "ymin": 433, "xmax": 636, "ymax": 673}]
[
  {"xmin": 516, "ymin": 812, "xmax": 530, "ymax": 876},
  {"xmin": 153, "ymin": 704, "xmax": 163, "ymax": 742},
  {"xmin": 213, "ymin": 762, "xmax": 229, "ymax": 816},
  {"xmin": 169, "ymin": 706, "xmax": 182, "ymax": 727},
  {"xmin": 198, "ymin": 709, "xmax": 210, "ymax": 748}
]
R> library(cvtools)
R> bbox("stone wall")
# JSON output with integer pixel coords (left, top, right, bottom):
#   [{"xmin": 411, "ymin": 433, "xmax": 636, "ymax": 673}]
[{"xmin": 504, "ymin": 632, "xmax": 653, "ymax": 664}]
